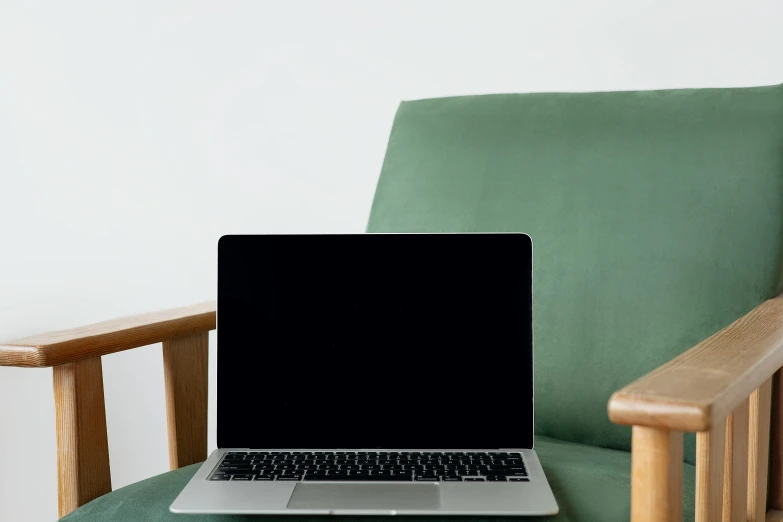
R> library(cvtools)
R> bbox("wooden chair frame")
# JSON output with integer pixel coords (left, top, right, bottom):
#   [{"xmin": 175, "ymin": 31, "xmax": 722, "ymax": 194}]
[
  {"xmin": 0, "ymin": 302, "xmax": 215, "ymax": 518},
  {"xmin": 2, "ymin": 297, "xmax": 783, "ymax": 520},
  {"xmin": 609, "ymin": 295, "xmax": 783, "ymax": 522}
]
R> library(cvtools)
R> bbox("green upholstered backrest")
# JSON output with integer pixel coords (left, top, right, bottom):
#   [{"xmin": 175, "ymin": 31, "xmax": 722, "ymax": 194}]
[{"xmin": 366, "ymin": 85, "xmax": 783, "ymax": 464}]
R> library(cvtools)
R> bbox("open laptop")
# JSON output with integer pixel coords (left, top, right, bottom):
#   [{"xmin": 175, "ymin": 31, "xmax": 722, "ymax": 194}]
[{"xmin": 171, "ymin": 233, "xmax": 558, "ymax": 516}]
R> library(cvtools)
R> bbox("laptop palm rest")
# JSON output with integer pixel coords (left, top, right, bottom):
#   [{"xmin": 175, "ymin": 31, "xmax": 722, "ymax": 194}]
[{"xmin": 287, "ymin": 483, "xmax": 440, "ymax": 511}]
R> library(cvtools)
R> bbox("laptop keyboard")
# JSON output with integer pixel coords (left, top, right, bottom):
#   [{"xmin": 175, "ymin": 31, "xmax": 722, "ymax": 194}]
[{"xmin": 208, "ymin": 451, "xmax": 528, "ymax": 482}]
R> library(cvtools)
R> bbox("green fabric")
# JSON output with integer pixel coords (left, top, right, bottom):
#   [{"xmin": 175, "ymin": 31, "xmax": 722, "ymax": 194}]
[
  {"xmin": 61, "ymin": 437, "xmax": 695, "ymax": 522},
  {"xmin": 367, "ymin": 85, "xmax": 783, "ymax": 464}
]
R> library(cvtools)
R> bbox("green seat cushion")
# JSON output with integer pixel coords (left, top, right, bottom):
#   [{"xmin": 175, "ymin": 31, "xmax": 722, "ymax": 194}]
[
  {"xmin": 367, "ymin": 85, "xmax": 783, "ymax": 464},
  {"xmin": 60, "ymin": 437, "xmax": 695, "ymax": 522}
]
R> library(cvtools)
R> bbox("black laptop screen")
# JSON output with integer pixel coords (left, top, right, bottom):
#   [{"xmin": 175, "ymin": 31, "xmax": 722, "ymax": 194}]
[{"xmin": 217, "ymin": 233, "xmax": 533, "ymax": 450}]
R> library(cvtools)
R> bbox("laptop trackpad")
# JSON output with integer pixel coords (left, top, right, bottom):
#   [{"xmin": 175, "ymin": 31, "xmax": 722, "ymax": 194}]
[{"xmin": 287, "ymin": 483, "xmax": 440, "ymax": 511}]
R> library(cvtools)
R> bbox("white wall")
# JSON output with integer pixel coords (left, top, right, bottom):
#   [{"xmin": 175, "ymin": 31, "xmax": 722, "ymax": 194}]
[{"xmin": 0, "ymin": 1, "xmax": 781, "ymax": 520}]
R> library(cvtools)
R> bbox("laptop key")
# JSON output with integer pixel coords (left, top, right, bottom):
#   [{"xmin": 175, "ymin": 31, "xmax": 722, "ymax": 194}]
[
  {"xmin": 231, "ymin": 475, "xmax": 253, "ymax": 481},
  {"xmin": 464, "ymin": 478, "xmax": 485, "ymax": 481},
  {"xmin": 277, "ymin": 476, "xmax": 302, "ymax": 481},
  {"xmin": 442, "ymin": 477, "xmax": 462, "ymax": 481},
  {"xmin": 508, "ymin": 477, "xmax": 530, "ymax": 482},
  {"xmin": 209, "ymin": 475, "xmax": 232, "ymax": 481},
  {"xmin": 254, "ymin": 475, "xmax": 274, "ymax": 481}
]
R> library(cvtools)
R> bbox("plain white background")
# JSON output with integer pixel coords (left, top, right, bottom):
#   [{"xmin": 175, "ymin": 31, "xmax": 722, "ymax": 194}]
[{"xmin": 1, "ymin": 1, "xmax": 781, "ymax": 520}]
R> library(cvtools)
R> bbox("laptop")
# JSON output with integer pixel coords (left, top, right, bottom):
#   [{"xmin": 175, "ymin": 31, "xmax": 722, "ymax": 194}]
[{"xmin": 170, "ymin": 233, "xmax": 558, "ymax": 516}]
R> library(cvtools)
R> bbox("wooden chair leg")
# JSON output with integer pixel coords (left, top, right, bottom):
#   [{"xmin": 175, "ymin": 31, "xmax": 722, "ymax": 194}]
[
  {"xmin": 162, "ymin": 332, "xmax": 208, "ymax": 469},
  {"xmin": 53, "ymin": 357, "xmax": 112, "ymax": 518},
  {"xmin": 632, "ymin": 426, "xmax": 684, "ymax": 522}
]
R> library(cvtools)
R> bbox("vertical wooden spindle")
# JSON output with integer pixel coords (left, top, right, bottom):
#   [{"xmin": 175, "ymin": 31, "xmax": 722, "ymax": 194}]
[
  {"xmin": 723, "ymin": 399, "xmax": 750, "ymax": 522},
  {"xmin": 747, "ymin": 379, "xmax": 772, "ymax": 521},
  {"xmin": 162, "ymin": 332, "xmax": 209, "ymax": 469},
  {"xmin": 696, "ymin": 417, "xmax": 726, "ymax": 522}
]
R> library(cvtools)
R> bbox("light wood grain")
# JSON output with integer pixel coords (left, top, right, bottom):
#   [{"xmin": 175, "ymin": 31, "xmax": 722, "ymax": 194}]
[
  {"xmin": 0, "ymin": 301, "xmax": 215, "ymax": 367},
  {"xmin": 631, "ymin": 426, "xmax": 683, "ymax": 522},
  {"xmin": 748, "ymin": 379, "xmax": 772, "ymax": 521},
  {"xmin": 163, "ymin": 332, "xmax": 208, "ymax": 470},
  {"xmin": 770, "ymin": 370, "xmax": 783, "ymax": 509},
  {"xmin": 608, "ymin": 296, "xmax": 783, "ymax": 431},
  {"xmin": 766, "ymin": 509, "xmax": 783, "ymax": 522},
  {"xmin": 724, "ymin": 400, "xmax": 750, "ymax": 522},
  {"xmin": 723, "ymin": 413, "xmax": 733, "ymax": 522},
  {"xmin": 696, "ymin": 417, "xmax": 726, "ymax": 522},
  {"xmin": 54, "ymin": 357, "xmax": 112, "ymax": 518}
]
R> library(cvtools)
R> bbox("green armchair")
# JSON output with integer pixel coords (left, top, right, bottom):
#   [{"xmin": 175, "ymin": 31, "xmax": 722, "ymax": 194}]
[{"xmin": 3, "ymin": 83, "xmax": 783, "ymax": 522}]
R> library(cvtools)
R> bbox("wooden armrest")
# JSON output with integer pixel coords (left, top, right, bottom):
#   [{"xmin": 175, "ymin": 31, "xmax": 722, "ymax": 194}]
[
  {"xmin": 608, "ymin": 295, "xmax": 783, "ymax": 432},
  {"xmin": 0, "ymin": 301, "xmax": 216, "ymax": 368}
]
